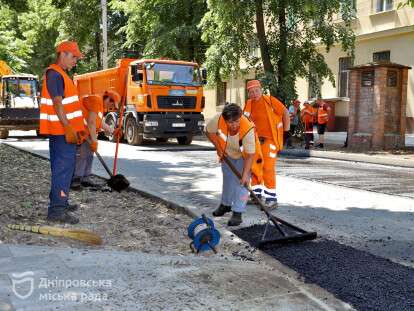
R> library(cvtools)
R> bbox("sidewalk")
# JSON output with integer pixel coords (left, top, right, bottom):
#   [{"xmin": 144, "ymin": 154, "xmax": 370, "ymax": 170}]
[{"xmin": 281, "ymin": 132, "xmax": 414, "ymax": 168}]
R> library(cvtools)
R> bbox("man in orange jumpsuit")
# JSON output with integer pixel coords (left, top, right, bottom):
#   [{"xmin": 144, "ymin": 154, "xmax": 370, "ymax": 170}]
[
  {"xmin": 301, "ymin": 100, "xmax": 315, "ymax": 150},
  {"xmin": 243, "ymin": 80, "xmax": 290, "ymax": 208}
]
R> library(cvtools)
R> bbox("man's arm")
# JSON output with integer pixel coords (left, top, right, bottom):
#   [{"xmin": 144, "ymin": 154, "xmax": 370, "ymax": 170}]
[
  {"xmin": 205, "ymin": 131, "xmax": 221, "ymax": 151},
  {"xmin": 241, "ymin": 153, "xmax": 254, "ymax": 185},
  {"xmin": 283, "ymin": 108, "xmax": 290, "ymax": 131},
  {"xmin": 87, "ymin": 112, "xmax": 97, "ymax": 142},
  {"xmin": 52, "ymin": 96, "xmax": 69, "ymax": 127}
]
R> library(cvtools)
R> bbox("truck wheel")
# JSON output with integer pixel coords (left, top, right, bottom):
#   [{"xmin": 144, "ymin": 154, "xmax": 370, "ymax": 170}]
[
  {"xmin": 104, "ymin": 115, "xmax": 118, "ymax": 142},
  {"xmin": 0, "ymin": 129, "xmax": 9, "ymax": 139},
  {"xmin": 177, "ymin": 136, "xmax": 192, "ymax": 145},
  {"xmin": 125, "ymin": 117, "xmax": 144, "ymax": 145},
  {"xmin": 156, "ymin": 138, "xmax": 168, "ymax": 143}
]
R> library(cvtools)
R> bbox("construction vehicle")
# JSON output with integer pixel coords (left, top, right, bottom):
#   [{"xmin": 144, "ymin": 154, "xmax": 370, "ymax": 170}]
[
  {"xmin": 74, "ymin": 58, "xmax": 206, "ymax": 145},
  {"xmin": 0, "ymin": 61, "xmax": 39, "ymax": 139}
]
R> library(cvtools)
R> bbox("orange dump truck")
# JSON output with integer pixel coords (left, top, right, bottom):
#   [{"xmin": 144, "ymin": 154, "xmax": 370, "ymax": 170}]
[{"xmin": 74, "ymin": 58, "xmax": 206, "ymax": 145}]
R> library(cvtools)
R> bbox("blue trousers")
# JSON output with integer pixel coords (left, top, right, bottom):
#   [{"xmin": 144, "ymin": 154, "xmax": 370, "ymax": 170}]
[
  {"xmin": 221, "ymin": 157, "xmax": 250, "ymax": 213},
  {"xmin": 48, "ymin": 135, "xmax": 76, "ymax": 216},
  {"xmin": 74, "ymin": 141, "xmax": 94, "ymax": 181}
]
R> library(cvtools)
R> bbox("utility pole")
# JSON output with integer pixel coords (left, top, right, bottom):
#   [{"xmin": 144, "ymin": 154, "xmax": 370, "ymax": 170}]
[{"xmin": 101, "ymin": 0, "xmax": 108, "ymax": 69}]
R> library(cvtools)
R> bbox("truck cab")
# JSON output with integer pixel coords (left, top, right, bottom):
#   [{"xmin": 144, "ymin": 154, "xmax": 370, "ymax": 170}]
[
  {"xmin": 0, "ymin": 74, "xmax": 39, "ymax": 139},
  {"xmin": 123, "ymin": 59, "xmax": 206, "ymax": 145}
]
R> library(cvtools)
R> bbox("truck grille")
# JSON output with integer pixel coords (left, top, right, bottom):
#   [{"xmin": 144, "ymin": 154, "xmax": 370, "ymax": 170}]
[{"xmin": 157, "ymin": 96, "xmax": 196, "ymax": 109}]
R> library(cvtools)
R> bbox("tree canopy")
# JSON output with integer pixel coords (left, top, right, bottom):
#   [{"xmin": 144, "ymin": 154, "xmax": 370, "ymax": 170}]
[{"xmin": 200, "ymin": 0, "xmax": 355, "ymax": 103}]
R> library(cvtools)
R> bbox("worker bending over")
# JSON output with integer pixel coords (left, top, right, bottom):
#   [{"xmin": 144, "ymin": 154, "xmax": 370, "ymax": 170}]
[
  {"xmin": 243, "ymin": 80, "xmax": 290, "ymax": 208},
  {"xmin": 206, "ymin": 104, "xmax": 263, "ymax": 226},
  {"xmin": 71, "ymin": 91, "xmax": 120, "ymax": 189},
  {"xmin": 39, "ymin": 40, "xmax": 85, "ymax": 224}
]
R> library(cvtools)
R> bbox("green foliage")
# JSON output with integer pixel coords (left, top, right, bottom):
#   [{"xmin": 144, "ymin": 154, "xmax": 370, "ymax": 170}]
[
  {"xmin": 201, "ymin": 0, "xmax": 355, "ymax": 103},
  {"xmin": 397, "ymin": 0, "xmax": 414, "ymax": 8},
  {"xmin": 111, "ymin": 0, "xmax": 207, "ymax": 63}
]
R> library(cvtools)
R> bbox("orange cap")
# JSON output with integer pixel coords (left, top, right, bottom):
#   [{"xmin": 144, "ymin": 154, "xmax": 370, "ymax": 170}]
[
  {"xmin": 104, "ymin": 90, "xmax": 121, "ymax": 107},
  {"xmin": 246, "ymin": 80, "xmax": 262, "ymax": 90},
  {"xmin": 56, "ymin": 40, "xmax": 83, "ymax": 58}
]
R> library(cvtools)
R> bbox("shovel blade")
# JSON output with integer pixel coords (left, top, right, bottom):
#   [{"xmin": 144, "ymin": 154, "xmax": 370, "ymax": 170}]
[{"xmin": 107, "ymin": 174, "xmax": 130, "ymax": 192}]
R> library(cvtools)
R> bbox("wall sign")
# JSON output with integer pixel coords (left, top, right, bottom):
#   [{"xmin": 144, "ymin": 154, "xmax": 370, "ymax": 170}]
[{"xmin": 361, "ymin": 70, "xmax": 374, "ymax": 87}]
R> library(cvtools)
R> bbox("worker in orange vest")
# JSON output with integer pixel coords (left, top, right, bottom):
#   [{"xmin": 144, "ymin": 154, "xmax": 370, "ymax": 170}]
[
  {"xmin": 39, "ymin": 40, "xmax": 85, "ymax": 224},
  {"xmin": 206, "ymin": 104, "xmax": 263, "ymax": 226},
  {"xmin": 71, "ymin": 91, "xmax": 121, "ymax": 190},
  {"xmin": 243, "ymin": 80, "xmax": 290, "ymax": 208},
  {"xmin": 316, "ymin": 99, "xmax": 330, "ymax": 148},
  {"xmin": 300, "ymin": 101, "xmax": 315, "ymax": 149}
]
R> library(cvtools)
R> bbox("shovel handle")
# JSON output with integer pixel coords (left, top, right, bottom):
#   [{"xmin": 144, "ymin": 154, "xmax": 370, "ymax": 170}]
[{"xmin": 84, "ymin": 136, "xmax": 113, "ymax": 177}]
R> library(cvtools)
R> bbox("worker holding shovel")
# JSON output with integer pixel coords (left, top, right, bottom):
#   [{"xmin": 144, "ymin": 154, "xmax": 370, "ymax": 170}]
[
  {"xmin": 71, "ymin": 91, "xmax": 121, "ymax": 190},
  {"xmin": 206, "ymin": 104, "xmax": 263, "ymax": 226}
]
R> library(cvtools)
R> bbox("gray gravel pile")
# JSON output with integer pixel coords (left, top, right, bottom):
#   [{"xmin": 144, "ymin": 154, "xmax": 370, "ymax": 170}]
[{"xmin": 233, "ymin": 224, "xmax": 414, "ymax": 311}]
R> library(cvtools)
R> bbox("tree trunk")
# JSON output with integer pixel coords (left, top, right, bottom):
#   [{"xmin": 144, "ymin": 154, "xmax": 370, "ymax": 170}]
[
  {"xmin": 255, "ymin": 0, "xmax": 275, "ymax": 80},
  {"xmin": 276, "ymin": 0, "xmax": 288, "ymax": 102},
  {"xmin": 95, "ymin": 31, "xmax": 102, "ymax": 70}
]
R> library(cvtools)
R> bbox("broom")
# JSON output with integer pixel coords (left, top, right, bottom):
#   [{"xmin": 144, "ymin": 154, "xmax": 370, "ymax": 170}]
[{"xmin": 7, "ymin": 224, "xmax": 103, "ymax": 245}]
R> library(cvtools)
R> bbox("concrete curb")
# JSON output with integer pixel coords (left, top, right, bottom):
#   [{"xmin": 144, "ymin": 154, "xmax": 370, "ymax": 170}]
[{"xmin": 280, "ymin": 148, "xmax": 414, "ymax": 168}]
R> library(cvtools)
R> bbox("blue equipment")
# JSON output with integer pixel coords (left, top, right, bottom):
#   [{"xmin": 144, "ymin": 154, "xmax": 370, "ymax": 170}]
[{"xmin": 187, "ymin": 214, "xmax": 221, "ymax": 253}]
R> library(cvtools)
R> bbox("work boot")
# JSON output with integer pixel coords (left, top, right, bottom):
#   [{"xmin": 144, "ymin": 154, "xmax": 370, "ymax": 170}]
[
  {"xmin": 47, "ymin": 211, "xmax": 79, "ymax": 224},
  {"xmin": 81, "ymin": 178, "xmax": 100, "ymax": 188},
  {"xmin": 212, "ymin": 204, "xmax": 231, "ymax": 217},
  {"xmin": 264, "ymin": 198, "xmax": 278, "ymax": 210},
  {"xmin": 66, "ymin": 204, "xmax": 79, "ymax": 212},
  {"xmin": 70, "ymin": 178, "xmax": 82, "ymax": 191},
  {"xmin": 227, "ymin": 212, "xmax": 242, "ymax": 226}
]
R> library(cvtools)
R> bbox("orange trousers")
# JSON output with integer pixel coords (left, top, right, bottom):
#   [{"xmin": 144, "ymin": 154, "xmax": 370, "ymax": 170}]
[{"xmin": 251, "ymin": 138, "xmax": 277, "ymax": 200}]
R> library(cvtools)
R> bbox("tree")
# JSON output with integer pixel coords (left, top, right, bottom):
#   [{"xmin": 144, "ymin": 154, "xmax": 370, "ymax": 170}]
[
  {"xmin": 111, "ymin": 0, "xmax": 207, "ymax": 63},
  {"xmin": 200, "ymin": 0, "xmax": 355, "ymax": 103}
]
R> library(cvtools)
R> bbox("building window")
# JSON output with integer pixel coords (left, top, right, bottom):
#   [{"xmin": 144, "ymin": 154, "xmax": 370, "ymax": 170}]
[
  {"xmin": 216, "ymin": 81, "xmax": 227, "ymax": 106},
  {"xmin": 373, "ymin": 50, "xmax": 391, "ymax": 62},
  {"xmin": 308, "ymin": 73, "xmax": 321, "ymax": 100},
  {"xmin": 376, "ymin": 0, "xmax": 393, "ymax": 12},
  {"xmin": 338, "ymin": 57, "xmax": 353, "ymax": 98}
]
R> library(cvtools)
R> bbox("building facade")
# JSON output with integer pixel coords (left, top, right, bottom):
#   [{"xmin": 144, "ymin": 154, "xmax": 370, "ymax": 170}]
[{"xmin": 203, "ymin": 0, "xmax": 414, "ymax": 133}]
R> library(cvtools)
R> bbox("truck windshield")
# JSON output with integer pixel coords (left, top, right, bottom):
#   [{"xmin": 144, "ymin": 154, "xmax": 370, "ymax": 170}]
[
  {"xmin": 145, "ymin": 63, "xmax": 201, "ymax": 86},
  {"xmin": 5, "ymin": 78, "xmax": 37, "ymax": 97}
]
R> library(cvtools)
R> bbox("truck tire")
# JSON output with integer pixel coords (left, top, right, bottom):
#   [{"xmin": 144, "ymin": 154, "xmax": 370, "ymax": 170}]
[
  {"xmin": 156, "ymin": 138, "xmax": 168, "ymax": 143},
  {"xmin": 177, "ymin": 136, "xmax": 192, "ymax": 145},
  {"xmin": 125, "ymin": 117, "xmax": 144, "ymax": 145},
  {"xmin": 0, "ymin": 129, "xmax": 9, "ymax": 139}
]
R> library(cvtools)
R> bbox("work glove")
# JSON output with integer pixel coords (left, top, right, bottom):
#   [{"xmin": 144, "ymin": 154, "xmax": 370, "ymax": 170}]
[
  {"xmin": 89, "ymin": 140, "xmax": 98, "ymax": 153},
  {"xmin": 64, "ymin": 125, "xmax": 80, "ymax": 144}
]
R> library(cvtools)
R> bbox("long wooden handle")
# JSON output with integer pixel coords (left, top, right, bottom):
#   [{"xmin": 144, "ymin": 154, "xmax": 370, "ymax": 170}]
[{"xmin": 113, "ymin": 75, "xmax": 128, "ymax": 175}]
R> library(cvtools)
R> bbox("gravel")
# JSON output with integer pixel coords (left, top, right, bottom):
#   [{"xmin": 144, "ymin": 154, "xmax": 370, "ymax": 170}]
[
  {"xmin": 233, "ymin": 224, "xmax": 414, "ymax": 311},
  {"xmin": 0, "ymin": 143, "xmax": 260, "ymax": 261}
]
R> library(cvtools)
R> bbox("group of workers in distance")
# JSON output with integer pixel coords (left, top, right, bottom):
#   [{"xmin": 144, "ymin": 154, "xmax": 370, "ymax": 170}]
[{"xmin": 39, "ymin": 40, "xmax": 121, "ymax": 224}]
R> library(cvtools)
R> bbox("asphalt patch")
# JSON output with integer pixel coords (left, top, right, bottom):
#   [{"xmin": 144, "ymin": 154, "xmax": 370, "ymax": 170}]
[{"xmin": 232, "ymin": 224, "xmax": 414, "ymax": 311}]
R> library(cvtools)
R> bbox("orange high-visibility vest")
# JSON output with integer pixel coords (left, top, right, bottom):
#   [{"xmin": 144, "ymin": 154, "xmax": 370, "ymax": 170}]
[
  {"xmin": 216, "ymin": 115, "xmax": 263, "ymax": 182},
  {"xmin": 301, "ymin": 106, "xmax": 314, "ymax": 124},
  {"xmin": 317, "ymin": 107, "xmax": 329, "ymax": 125},
  {"xmin": 243, "ymin": 95, "xmax": 284, "ymax": 151},
  {"xmin": 81, "ymin": 95, "xmax": 104, "ymax": 132},
  {"xmin": 39, "ymin": 64, "xmax": 85, "ymax": 135}
]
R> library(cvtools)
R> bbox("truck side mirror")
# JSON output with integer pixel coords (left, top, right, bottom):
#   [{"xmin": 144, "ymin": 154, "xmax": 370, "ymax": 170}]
[
  {"xmin": 131, "ymin": 65, "xmax": 143, "ymax": 82},
  {"xmin": 201, "ymin": 68, "xmax": 207, "ymax": 84}
]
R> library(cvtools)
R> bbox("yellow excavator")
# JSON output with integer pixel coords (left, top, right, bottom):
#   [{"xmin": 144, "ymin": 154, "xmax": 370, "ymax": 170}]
[{"xmin": 0, "ymin": 60, "xmax": 39, "ymax": 139}]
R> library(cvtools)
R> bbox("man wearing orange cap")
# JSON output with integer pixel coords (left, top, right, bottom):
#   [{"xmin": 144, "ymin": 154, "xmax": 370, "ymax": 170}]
[
  {"xmin": 39, "ymin": 40, "xmax": 85, "ymax": 224},
  {"xmin": 243, "ymin": 80, "xmax": 290, "ymax": 208},
  {"xmin": 71, "ymin": 91, "xmax": 121, "ymax": 190}
]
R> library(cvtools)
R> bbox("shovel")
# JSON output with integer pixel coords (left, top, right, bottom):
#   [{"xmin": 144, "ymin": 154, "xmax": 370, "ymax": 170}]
[{"xmin": 85, "ymin": 137, "xmax": 130, "ymax": 192}]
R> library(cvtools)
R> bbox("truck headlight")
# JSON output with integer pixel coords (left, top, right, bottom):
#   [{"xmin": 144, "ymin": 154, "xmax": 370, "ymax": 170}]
[
  {"xmin": 145, "ymin": 121, "xmax": 158, "ymax": 127},
  {"xmin": 198, "ymin": 121, "xmax": 205, "ymax": 127}
]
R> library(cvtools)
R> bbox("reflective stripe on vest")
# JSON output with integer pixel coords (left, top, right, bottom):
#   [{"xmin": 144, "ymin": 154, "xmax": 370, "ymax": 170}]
[{"xmin": 39, "ymin": 64, "xmax": 85, "ymax": 135}]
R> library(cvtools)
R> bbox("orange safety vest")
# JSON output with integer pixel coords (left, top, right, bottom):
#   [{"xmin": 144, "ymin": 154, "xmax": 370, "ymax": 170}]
[
  {"xmin": 243, "ymin": 95, "xmax": 284, "ymax": 151},
  {"xmin": 216, "ymin": 115, "xmax": 263, "ymax": 182},
  {"xmin": 81, "ymin": 95, "xmax": 104, "ymax": 132},
  {"xmin": 317, "ymin": 107, "xmax": 329, "ymax": 125},
  {"xmin": 39, "ymin": 64, "xmax": 85, "ymax": 135}
]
